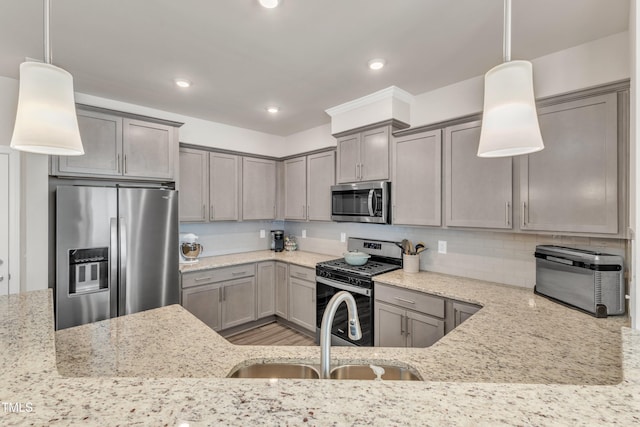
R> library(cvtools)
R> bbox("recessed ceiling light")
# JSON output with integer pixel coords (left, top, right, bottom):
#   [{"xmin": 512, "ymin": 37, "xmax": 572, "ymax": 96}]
[
  {"xmin": 174, "ymin": 78, "xmax": 191, "ymax": 88},
  {"xmin": 259, "ymin": 0, "xmax": 280, "ymax": 8},
  {"xmin": 266, "ymin": 106, "xmax": 280, "ymax": 114},
  {"xmin": 368, "ymin": 59, "xmax": 386, "ymax": 70}
]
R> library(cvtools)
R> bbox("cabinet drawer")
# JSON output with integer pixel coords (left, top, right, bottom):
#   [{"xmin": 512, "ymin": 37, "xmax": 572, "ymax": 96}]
[
  {"xmin": 182, "ymin": 264, "xmax": 256, "ymax": 288},
  {"xmin": 289, "ymin": 265, "xmax": 315, "ymax": 282},
  {"xmin": 375, "ymin": 283, "xmax": 445, "ymax": 318}
]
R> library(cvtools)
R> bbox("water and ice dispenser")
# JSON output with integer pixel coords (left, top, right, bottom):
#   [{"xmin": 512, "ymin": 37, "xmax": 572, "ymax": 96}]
[{"xmin": 68, "ymin": 248, "xmax": 109, "ymax": 294}]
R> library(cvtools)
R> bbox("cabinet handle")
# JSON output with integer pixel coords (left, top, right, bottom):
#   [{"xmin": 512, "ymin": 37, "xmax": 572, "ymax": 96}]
[
  {"xmin": 219, "ymin": 289, "xmax": 222, "ymax": 303},
  {"xmin": 117, "ymin": 154, "xmax": 121, "ymax": 173},
  {"xmin": 222, "ymin": 287, "xmax": 225, "ymax": 301},
  {"xmin": 394, "ymin": 296, "xmax": 415, "ymax": 305},
  {"xmin": 232, "ymin": 271, "xmax": 246, "ymax": 276},
  {"xmin": 521, "ymin": 202, "xmax": 527, "ymax": 228},
  {"xmin": 195, "ymin": 276, "xmax": 213, "ymax": 282},
  {"xmin": 306, "ymin": 205, "xmax": 310, "ymax": 219},
  {"xmin": 405, "ymin": 315, "xmax": 410, "ymax": 337},
  {"xmin": 211, "ymin": 205, "xmax": 214, "ymax": 220},
  {"xmin": 202, "ymin": 204, "xmax": 205, "ymax": 219},
  {"xmin": 124, "ymin": 155, "xmax": 127, "ymax": 174},
  {"xmin": 359, "ymin": 163, "xmax": 363, "ymax": 180},
  {"xmin": 400, "ymin": 315, "xmax": 405, "ymax": 335},
  {"xmin": 505, "ymin": 201, "xmax": 510, "ymax": 227}
]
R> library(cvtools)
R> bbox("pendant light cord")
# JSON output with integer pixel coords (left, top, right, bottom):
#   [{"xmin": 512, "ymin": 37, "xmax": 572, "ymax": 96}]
[
  {"xmin": 44, "ymin": 0, "xmax": 51, "ymax": 64},
  {"xmin": 503, "ymin": 0, "xmax": 511, "ymax": 62}
]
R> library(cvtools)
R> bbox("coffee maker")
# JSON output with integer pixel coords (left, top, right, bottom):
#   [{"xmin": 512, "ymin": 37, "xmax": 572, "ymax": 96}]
[{"xmin": 270, "ymin": 230, "xmax": 284, "ymax": 252}]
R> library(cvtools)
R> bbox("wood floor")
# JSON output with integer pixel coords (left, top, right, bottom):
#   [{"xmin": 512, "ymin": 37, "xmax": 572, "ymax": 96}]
[{"xmin": 226, "ymin": 322, "xmax": 317, "ymax": 346}]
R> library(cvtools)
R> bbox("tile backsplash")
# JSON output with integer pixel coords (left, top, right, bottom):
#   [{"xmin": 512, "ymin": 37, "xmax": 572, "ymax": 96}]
[{"xmin": 180, "ymin": 220, "xmax": 627, "ymax": 289}]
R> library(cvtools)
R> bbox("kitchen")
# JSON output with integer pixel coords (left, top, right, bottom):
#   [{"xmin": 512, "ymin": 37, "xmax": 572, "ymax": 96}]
[{"xmin": 1, "ymin": 0, "xmax": 640, "ymax": 425}]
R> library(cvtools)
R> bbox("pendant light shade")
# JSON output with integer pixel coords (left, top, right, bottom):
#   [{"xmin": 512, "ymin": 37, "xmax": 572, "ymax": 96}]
[
  {"xmin": 10, "ymin": 62, "xmax": 84, "ymax": 155},
  {"xmin": 477, "ymin": 0, "xmax": 543, "ymax": 158},
  {"xmin": 477, "ymin": 60, "xmax": 543, "ymax": 157}
]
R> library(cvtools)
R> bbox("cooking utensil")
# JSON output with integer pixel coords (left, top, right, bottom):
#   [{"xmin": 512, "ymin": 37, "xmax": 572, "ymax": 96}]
[
  {"xmin": 343, "ymin": 251, "xmax": 371, "ymax": 266},
  {"xmin": 401, "ymin": 239, "xmax": 409, "ymax": 255}
]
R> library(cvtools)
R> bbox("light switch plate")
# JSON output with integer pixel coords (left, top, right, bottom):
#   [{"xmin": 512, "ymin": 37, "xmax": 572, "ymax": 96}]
[
  {"xmin": 438, "ymin": 240, "xmax": 447, "ymax": 254},
  {"xmin": 302, "ymin": 229, "xmax": 307, "ymax": 238},
  {"xmin": 340, "ymin": 232, "xmax": 346, "ymax": 243},
  {"xmin": 259, "ymin": 229, "xmax": 265, "ymax": 238}
]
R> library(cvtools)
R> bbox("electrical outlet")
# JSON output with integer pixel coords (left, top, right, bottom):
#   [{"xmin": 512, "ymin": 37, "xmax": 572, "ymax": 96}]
[
  {"xmin": 340, "ymin": 232, "xmax": 346, "ymax": 243},
  {"xmin": 259, "ymin": 229, "xmax": 265, "ymax": 238},
  {"xmin": 438, "ymin": 240, "xmax": 447, "ymax": 254},
  {"xmin": 302, "ymin": 229, "xmax": 307, "ymax": 238}
]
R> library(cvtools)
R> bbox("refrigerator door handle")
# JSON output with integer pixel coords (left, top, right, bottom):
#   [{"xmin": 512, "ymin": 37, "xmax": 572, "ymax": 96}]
[
  {"xmin": 119, "ymin": 217, "xmax": 128, "ymax": 316},
  {"xmin": 109, "ymin": 218, "xmax": 118, "ymax": 318}
]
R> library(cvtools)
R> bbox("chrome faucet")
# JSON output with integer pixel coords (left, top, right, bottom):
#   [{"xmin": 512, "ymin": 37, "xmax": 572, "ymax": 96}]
[{"xmin": 320, "ymin": 291, "xmax": 362, "ymax": 379}]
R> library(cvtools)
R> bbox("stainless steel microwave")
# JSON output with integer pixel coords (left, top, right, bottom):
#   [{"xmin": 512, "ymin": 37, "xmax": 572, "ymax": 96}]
[{"xmin": 331, "ymin": 181, "xmax": 390, "ymax": 224}]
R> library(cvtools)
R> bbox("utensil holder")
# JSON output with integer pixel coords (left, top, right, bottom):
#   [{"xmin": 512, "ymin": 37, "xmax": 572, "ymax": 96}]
[{"xmin": 403, "ymin": 254, "xmax": 419, "ymax": 273}]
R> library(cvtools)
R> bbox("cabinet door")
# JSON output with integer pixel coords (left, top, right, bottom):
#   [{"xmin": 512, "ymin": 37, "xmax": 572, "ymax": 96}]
[
  {"xmin": 257, "ymin": 262, "xmax": 275, "ymax": 318},
  {"xmin": 307, "ymin": 151, "xmax": 335, "ymax": 221},
  {"xmin": 374, "ymin": 301, "xmax": 406, "ymax": 347},
  {"xmin": 58, "ymin": 110, "xmax": 122, "ymax": 176},
  {"xmin": 122, "ymin": 119, "xmax": 175, "ymax": 179},
  {"xmin": 452, "ymin": 301, "xmax": 480, "ymax": 328},
  {"xmin": 179, "ymin": 148, "xmax": 208, "ymax": 222},
  {"xmin": 336, "ymin": 133, "xmax": 360, "ymax": 183},
  {"xmin": 275, "ymin": 262, "xmax": 289, "ymax": 319},
  {"xmin": 288, "ymin": 277, "xmax": 316, "ymax": 332},
  {"xmin": 284, "ymin": 157, "xmax": 307, "ymax": 220},
  {"xmin": 407, "ymin": 311, "xmax": 445, "ymax": 348},
  {"xmin": 182, "ymin": 284, "xmax": 221, "ymax": 331},
  {"xmin": 444, "ymin": 121, "xmax": 513, "ymax": 229},
  {"xmin": 221, "ymin": 276, "xmax": 257, "ymax": 329},
  {"xmin": 242, "ymin": 157, "xmax": 276, "ymax": 220},
  {"xmin": 520, "ymin": 93, "xmax": 618, "ymax": 234},
  {"xmin": 360, "ymin": 127, "xmax": 389, "ymax": 181},
  {"xmin": 392, "ymin": 130, "xmax": 442, "ymax": 226},
  {"xmin": 210, "ymin": 153, "xmax": 240, "ymax": 221}
]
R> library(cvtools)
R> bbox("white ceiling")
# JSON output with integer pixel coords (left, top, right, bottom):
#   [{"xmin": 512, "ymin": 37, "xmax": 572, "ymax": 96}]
[{"xmin": 0, "ymin": 0, "xmax": 630, "ymax": 136}]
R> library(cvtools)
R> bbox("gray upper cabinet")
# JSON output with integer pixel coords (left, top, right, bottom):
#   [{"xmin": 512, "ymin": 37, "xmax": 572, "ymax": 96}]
[
  {"xmin": 122, "ymin": 119, "xmax": 175, "ymax": 179},
  {"xmin": 392, "ymin": 129, "xmax": 442, "ymax": 226},
  {"xmin": 444, "ymin": 121, "xmax": 513, "ymax": 229},
  {"xmin": 520, "ymin": 93, "xmax": 619, "ymax": 234},
  {"xmin": 58, "ymin": 109, "xmax": 123, "ymax": 176},
  {"xmin": 210, "ymin": 153, "xmax": 240, "ymax": 221},
  {"xmin": 179, "ymin": 147, "xmax": 209, "ymax": 222},
  {"xmin": 306, "ymin": 151, "xmax": 335, "ymax": 221},
  {"xmin": 53, "ymin": 107, "xmax": 179, "ymax": 181},
  {"xmin": 336, "ymin": 125, "xmax": 390, "ymax": 183},
  {"xmin": 284, "ymin": 157, "xmax": 307, "ymax": 220},
  {"xmin": 242, "ymin": 157, "xmax": 277, "ymax": 220}
]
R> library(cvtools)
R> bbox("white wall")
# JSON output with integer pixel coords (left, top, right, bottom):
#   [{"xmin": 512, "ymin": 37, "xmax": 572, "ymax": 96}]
[
  {"xmin": 0, "ymin": 76, "xmax": 18, "ymax": 146},
  {"xmin": 282, "ymin": 123, "xmax": 335, "ymax": 155}
]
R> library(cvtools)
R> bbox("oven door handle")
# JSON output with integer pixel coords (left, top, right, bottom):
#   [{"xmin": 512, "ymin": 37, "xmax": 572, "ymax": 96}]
[
  {"xmin": 367, "ymin": 189, "xmax": 375, "ymax": 217},
  {"xmin": 316, "ymin": 276, "xmax": 371, "ymax": 297}
]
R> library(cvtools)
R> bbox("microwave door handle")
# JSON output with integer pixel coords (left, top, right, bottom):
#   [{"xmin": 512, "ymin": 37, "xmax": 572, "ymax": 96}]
[{"xmin": 367, "ymin": 189, "xmax": 375, "ymax": 216}]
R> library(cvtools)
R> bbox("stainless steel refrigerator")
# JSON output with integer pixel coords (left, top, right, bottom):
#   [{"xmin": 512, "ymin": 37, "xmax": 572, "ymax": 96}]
[{"xmin": 55, "ymin": 185, "xmax": 179, "ymax": 330}]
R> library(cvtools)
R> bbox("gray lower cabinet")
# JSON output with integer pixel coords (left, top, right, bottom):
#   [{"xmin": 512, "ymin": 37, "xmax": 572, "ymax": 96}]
[
  {"xmin": 452, "ymin": 300, "xmax": 480, "ymax": 328},
  {"xmin": 284, "ymin": 157, "xmax": 307, "ymax": 220},
  {"xmin": 444, "ymin": 120, "xmax": 513, "ymax": 229},
  {"xmin": 257, "ymin": 262, "xmax": 275, "ymax": 318},
  {"xmin": 210, "ymin": 153, "xmax": 240, "ymax": 221},
  {"xmin": 181, "ymin": 283, "xmax": 222, "ymax": 331},
  {"xmin": 307, "ymin": 151, "xmax": 335, "ymax": 221},
  {"xmin": 221, "ymin": 276, "xmax": 257, "ymax": 329},
  {"xmin": 374, "ymin": 283, "xmax": 445, "ymax": 348},
  {"xmin": 181, "ymin": 264, "xmax": 256, "ymax": 332},
  {"xmin": 179, "ymin": 147, "xmax": 209, "ymax": 222},
  {"xmin": 288, "ymin": 265, "xmax": 316, "ymax": 332},
  {"xmin": 520, "ymin": 93, "xmax": 619, "ymax": 234},
  {"xmin": 275, "ymin": 262, "xmax": 289, "ymax": 319},
  {"xmin": 392, "ymin": 129, "xmax": 442, "ymax": 226},
  {"xmin": 242, "ymin": 157, "xmax": 276, "ymax": 220}
]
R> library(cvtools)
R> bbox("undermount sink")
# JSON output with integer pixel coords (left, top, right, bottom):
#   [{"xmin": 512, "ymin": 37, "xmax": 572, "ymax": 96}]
[
  {"xmin": 228, "ymin": 362, "xmax": 422, "ymax": 381},
  {"xmin": 228, "ymin": 363, "xmax": 319, "ymax": 379},
  {"xmin": 330, "ymin": 364, "xmax": 422, "ymax": 381}
]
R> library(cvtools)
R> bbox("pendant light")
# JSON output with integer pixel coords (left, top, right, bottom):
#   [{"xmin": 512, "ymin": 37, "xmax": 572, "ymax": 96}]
[
  {"xmin": 10, "ymin": 0, "xmax": 84, "ymax": 156},
  {"xmin": 477, "ymin": 0, "xmax": 543, "ymax": 158}
]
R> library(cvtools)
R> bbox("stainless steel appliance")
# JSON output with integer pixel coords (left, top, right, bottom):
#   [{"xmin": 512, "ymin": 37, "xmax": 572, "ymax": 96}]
[
  {"xmin": 315, "ymin": 237, "xmax": 402, "ymax": 346},
  {"xmin": 534, "ymin": 245, "xmax": 624, "ymax": 318},
  {"xmin": 271, "ymin": 230, "xmax": 284, "ymax": 252},
  {"xmin": 180, "ymin": 233, "xmax": 202, "ymax": 263},
  {"xmin": 55, "ymin": 185, "xmax": 179, "ymax": 330},
  {"xmin": 331, "ymin": 181, "xmax": 390, "ymax": 224}
]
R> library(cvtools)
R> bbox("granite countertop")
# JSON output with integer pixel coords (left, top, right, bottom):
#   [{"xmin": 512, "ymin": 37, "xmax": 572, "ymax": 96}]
[
  {"xmin": 2, "ymin": 265, "xmax": 640, "ymax": 425},
  {"xmin": 179, "ymin": 250, "xmax": 336, "ymax": 273}
]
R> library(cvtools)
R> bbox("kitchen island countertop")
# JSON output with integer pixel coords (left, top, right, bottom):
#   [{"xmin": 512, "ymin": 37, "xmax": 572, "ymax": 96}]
[{"xmin": 2, "ymin": 265, "xmax": 640, "ymax": 425}]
